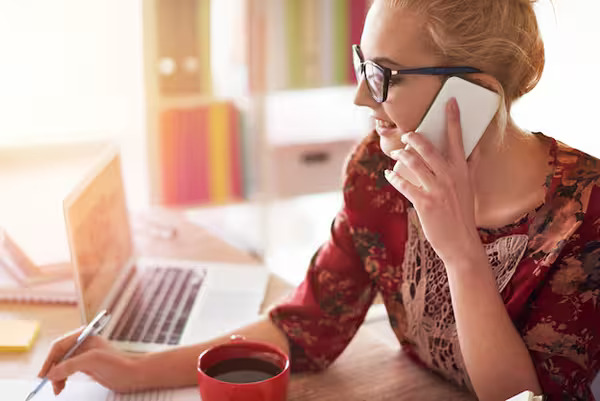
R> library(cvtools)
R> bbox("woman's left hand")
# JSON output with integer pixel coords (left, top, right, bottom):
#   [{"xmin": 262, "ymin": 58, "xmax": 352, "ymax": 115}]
[{"xmin": 384, "ymin": 98, "xmax": 482, "ymax": 266}]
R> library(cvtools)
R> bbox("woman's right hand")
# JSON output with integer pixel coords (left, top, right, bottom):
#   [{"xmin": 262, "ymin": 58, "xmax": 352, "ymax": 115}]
[{"xmin": 39, "ymin": 328, "xmax": 145, "ymax": 395}]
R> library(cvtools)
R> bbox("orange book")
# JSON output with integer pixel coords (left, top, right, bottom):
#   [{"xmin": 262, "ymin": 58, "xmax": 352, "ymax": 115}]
[
  {"xmin": 160, "ymin": 110, "xmax": 177, "ymax": 204},
  {"xmin": 208, "ymin": 102, "xmax": 231, "ymax": 203},
  {"xmin": 188, "ymin": 107, "xmax": 210, "ymax": 203}
]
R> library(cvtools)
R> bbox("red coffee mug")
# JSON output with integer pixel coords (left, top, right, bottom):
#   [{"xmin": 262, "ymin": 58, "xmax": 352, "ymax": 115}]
[{"xmin": 197, "ymin": 335, "xmax": 290, "ymax": 401}]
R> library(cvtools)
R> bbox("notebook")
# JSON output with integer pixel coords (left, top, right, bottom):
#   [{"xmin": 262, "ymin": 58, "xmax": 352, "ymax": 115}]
[
  {"xmin": 63, "ymin": 146, "xmax": 268, "ymax": 352},
  {"xmin": 0, "ymin": 263, "xmax": 76, "ymax": 304},
  {"xmin": 0, "ymin": 320, "xmax": 40, "ymax": 352},
  {"xmin": 0, "ymin": 223, "xmax": 76, "ymax": 303},
  {"xmin": 2, "ymin": 378, "xmax": 198, "ymax": 401}
]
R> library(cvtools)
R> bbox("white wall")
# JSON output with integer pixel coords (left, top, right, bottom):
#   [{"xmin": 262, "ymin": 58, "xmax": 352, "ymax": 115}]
[
  {"xmin": 0, "ymin": 0, "xmax": 148, "ymax": 208},
  {"xmin": 512, "ymin": 0, "xmax": 600, "ymax": 157}
]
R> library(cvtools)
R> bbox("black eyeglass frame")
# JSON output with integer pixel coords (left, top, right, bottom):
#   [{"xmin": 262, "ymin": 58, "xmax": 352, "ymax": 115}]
[{"xmin": 353, "ymin": 44, "xmax": 482, "ymax": 103}]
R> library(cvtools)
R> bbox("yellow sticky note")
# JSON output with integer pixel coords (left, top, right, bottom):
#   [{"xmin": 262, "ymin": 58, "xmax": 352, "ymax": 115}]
[{"xmin": 0, "ymin": 319, "xmax": 40, "ymax": 352}]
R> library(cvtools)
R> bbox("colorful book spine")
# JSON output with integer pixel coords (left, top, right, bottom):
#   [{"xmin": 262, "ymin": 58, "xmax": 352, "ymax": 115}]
[
  {"xmin": 303, "ymin": 0, "xmax": 321, "ymax": 87},
  {"xmin": 160, "ymin": 110, "xmax": 177, "ymax": 204},
  {"xmin": 247, "ymin": 0, "xmax": 268, "ymax": 93},
  {"xmin": 266, "ymin": 0, "xmax": 287, "ymax": 90},
  {"xmin": 197, "ymin": 0, "xmax": 212, "ymax": 95},
  {"xmin": 208, "ymin": 103, "xmax": 230, "ymax": 203},
  {"xmin": 285, "ymin": 0, "xmax": 304, "ymax": 88},
  {"xmin": 348, "ymin": 0, "xmax": 368, "ymax": 83},
  {"xmin": 320, "ymin": 0, "xmax": 335, "ymax": 86},
  {"xmin": 227, "ymin": 104, "xmax": 244, "ymax": 199},
  {"xmin": 188, "ymin": 107, "xmax": 210, "ymax": 203},
  {"xmin": 332, "ymin": 0, "xmax": 350, "ymax": 85},
  {"xmin": 160, "ymin": 102, "xmax": 244, "ymax": 205}
]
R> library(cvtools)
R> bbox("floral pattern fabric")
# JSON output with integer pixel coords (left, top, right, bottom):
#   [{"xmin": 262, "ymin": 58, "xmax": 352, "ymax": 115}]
[{"xmin": 269, "ymin": 132, "xmax": 600, "ymax": 400}]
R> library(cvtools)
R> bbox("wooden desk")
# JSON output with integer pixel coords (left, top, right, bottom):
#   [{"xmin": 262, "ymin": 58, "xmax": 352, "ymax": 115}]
[
  {"xmin": 0, "ymin": 209, "xmax": 475, "ymax": 400},
  {"xmin": 0, "ymin": 209, "xmax": 291, "ymax": 379}
]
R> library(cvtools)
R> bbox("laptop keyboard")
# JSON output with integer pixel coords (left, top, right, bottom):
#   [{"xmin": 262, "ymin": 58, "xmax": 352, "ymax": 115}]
[{"xmin": 109, "ymin": 266, "xmax": 206, "ymax": 345}]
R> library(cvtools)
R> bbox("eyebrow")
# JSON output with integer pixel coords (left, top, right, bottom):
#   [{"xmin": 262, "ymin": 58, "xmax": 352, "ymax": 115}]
[{"xmin": 371, "ymin": 56, "xmax": 407, "ymax": 69}]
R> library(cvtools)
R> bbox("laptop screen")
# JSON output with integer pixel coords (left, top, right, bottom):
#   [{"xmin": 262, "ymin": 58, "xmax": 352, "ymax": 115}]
[{"xmin": 63, "ymin": 148, "xmax": 134, "ymax": 323}]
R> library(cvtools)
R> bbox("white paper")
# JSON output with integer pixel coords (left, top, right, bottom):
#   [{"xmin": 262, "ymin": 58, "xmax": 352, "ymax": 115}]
[{"xmin": 2, "ymin": 379, "xmax": 199, "ymax": 401}]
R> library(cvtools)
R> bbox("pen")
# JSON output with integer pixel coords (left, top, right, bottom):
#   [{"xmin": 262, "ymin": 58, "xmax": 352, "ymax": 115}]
[{"xmin": 25, "ymin": 310, "xmax": 111, "ymax": 401}]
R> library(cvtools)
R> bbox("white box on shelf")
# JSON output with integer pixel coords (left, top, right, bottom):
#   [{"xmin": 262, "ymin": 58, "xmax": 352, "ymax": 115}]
[{"xmin": 269, "ymin": 139, "xmax": 357, "ymax": 198}]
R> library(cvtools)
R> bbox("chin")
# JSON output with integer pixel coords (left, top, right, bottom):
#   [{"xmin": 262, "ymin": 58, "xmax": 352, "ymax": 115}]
[{"xmin": 379, "ymin": 136, "xmax": 405, "ymax": 158}]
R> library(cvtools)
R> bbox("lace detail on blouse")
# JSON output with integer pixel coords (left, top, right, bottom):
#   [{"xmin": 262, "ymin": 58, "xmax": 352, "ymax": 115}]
[{"xmin": 400, "ymin": 209, "xmax": 529, "ymax": 389}]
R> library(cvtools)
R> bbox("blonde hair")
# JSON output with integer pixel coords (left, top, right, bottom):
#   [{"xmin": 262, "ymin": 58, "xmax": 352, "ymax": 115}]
[{"xmin": 382, "ymin": 0, "xmax": 545, "ymax": 134}]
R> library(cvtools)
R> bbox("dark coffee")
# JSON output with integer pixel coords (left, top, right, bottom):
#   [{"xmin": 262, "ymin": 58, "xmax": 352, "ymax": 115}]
[{"xmin": 205, "ymin": 357, "xmax": 282, "ymax": 384}]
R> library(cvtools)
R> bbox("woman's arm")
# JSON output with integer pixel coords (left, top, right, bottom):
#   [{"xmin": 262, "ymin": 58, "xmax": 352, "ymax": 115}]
[
  {"xmin": 137, "ymin": 316, "xmax": 290, "ymax": 389},
  {"xmin": 444, "ymin": 248, "xmax": 542, "ymax": 400},
  {"xmin": 41, "ymin": 316, "xmax": 288, "ymax": 394}
]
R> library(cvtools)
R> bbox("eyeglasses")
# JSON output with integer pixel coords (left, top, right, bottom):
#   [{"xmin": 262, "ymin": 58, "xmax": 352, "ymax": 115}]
[{"xmin": 352, "ymin": 44, "xmax": 482, "ymax": 103}]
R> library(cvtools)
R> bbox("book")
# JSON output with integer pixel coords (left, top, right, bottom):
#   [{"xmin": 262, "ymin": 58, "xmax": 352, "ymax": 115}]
[
  {"xmin": 285, "ymin": 0, "xmax": 304, "ymax": 88},
  {"xmin": 0, "ymin": 264, "xmax": 76, "ymax": 304},
  {"xmin": 160, "ymin": 110, "xmax": 178, "ymax": 204},
  {"xmin": 0, "ymin": 228, "xmax": 76, "ymax": 304},
  {"xmin": 0, "ymin": 320, "xmax": 40, "ymax": 352},
  {"xmin": 320, "ymin": 0, "xmax": 335, "ymax": 86},
  {"xmin": 348, "ymin": 0, "xmax": 368, "ymax": 83},
  {"xmin": 332, "ymin": 0, "xmax": 350, "ymax": 85},
  {"xmin": 303, "ymin": 0, "xmax": 322, "ymax": 88},
  {"xmin": 208, "ymin": 102, "xmax": 231, "ymax": 203},
  {"xmin": 160, "ymin": 102, "xmax": 245, "ymax": 206}
]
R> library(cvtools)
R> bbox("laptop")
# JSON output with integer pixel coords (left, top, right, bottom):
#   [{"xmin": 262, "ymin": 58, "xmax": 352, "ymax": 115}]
[{"xmin": 63, "ymin": 146, "xmax": 269, "ymax": 352}]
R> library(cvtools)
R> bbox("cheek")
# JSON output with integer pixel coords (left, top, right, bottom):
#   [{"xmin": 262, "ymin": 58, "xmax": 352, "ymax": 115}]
[{"xmin": 386, "ymin": 78, "xmax": 443, "ymax": 131}]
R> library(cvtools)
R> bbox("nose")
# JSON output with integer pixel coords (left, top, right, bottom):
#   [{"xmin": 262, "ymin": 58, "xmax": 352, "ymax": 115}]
[{"xmin": 353, "ymin": 78, "xmax": 379, "ymax": 109}]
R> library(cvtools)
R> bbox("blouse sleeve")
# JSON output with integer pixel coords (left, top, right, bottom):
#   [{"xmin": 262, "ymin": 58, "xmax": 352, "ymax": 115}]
[
  {"xmin": 268, "ymin": 206, "xmax": 377, "ymax": 372},
  {"xmin": 521, "ymin": 198, "xmax": 600, "ymax": 400},
  {"xmin": 267, "ymin": 133, "xmax": 391, "ymax": 372}
]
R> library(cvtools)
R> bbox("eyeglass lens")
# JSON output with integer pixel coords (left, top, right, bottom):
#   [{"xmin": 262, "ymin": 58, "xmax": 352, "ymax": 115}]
[{"xmin": 353, "ymin": 46, "xmax": 385, "ymax": 102}]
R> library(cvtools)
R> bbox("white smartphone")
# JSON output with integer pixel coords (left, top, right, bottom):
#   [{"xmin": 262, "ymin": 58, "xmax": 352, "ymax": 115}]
[{"xmin": 393, "ymin": 76, "xmax": 500, "ymax": 186}]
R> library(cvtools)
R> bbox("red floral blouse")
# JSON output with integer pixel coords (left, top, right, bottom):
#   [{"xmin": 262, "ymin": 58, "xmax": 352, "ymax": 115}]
[{"xmin": 269, "ymin": 132, "xmax": 600, "ymax": 400}]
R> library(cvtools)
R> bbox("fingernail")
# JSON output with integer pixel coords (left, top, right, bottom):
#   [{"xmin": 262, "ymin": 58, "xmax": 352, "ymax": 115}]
[
  {"xmin": 384, "ymin": 169, "xmax": 393, "ymax": 178},
  {"xmin": 449, "ymin": 98, "xmax": 458, "ymax": 114},
  {"xmin": 401, "ymin": 133, "xmax": 410, "ymax": 143}
]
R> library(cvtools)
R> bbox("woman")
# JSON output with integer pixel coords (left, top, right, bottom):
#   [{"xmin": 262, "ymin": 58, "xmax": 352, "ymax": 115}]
[{"xmin": 40, "ymin": 0, "xmax": 599, "ymax": 400}]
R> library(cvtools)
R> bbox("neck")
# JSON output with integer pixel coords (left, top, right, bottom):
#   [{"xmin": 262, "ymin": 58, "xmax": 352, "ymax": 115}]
[{"xmin": 468, "ymin": 118, "xmax": 550, "ymax": 228}]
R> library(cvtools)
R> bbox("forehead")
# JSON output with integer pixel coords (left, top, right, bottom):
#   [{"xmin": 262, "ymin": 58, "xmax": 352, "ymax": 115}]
[{"xmin": 360, "ymin": 1, "xmax": 437, "ymax": 67}]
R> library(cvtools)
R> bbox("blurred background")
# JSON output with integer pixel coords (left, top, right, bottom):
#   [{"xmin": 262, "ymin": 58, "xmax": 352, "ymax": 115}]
[{"xmin": 0, "ymin": 0, "xmax": 598, "ymax": 286}]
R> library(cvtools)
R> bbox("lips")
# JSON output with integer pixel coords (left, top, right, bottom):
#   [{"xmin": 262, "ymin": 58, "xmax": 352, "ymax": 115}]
[{"xmin": 373, "ymin": 117, "xmax": 398, "ymax": 137}]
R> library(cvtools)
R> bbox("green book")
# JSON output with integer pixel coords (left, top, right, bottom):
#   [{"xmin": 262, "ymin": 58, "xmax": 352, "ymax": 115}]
[
  {"xmin": 333, "ymin": 0, "xmax": 349, "ymax": 85},
  {"xmin": 286, "ymin": 0, "xmax": 304, "ymax": 88}
]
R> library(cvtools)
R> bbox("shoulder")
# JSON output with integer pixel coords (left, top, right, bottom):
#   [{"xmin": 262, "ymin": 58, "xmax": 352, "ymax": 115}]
[
  {"xmin": 552, "ymin": 136, "xmax": 600, "ymax": 189},
  {"xmin": 551, "ymin": 136, "xmax": 600, "ymax": 219},
  {"xmin": 341, "ymin": 131, "xmax": 405, "ymax": 217}
]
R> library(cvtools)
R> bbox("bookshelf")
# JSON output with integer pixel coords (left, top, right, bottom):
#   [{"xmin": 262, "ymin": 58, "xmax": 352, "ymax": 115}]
[{"xmin": 142, "ymin": 0, "xmax": 371, "ymax": 207}]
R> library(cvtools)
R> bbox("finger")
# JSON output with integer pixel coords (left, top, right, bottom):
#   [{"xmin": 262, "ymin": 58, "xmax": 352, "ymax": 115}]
[
  {"xmin": 446, "ymin": 98, "xmax": 465, "ymax": 162},
  {"xmin": 47, "ymin": 350, "xmax": 98, "ymax": 382},
  {"xmin": 52, "ymin": 379, "xmax": 66, "ymax": 396},
  {"xmin": 38, "ymin": 327, "xmax": 84, "ymax": 378},
  {"xmin": 389, "ymin": 148, "xmax": 435, "ymax": 191},
  {"xmin": 399, "ymin": 131, "xmax": 447, "ymax": 173},
  {"xmin": 384, "ymin": 169, "xmax": 422, "ymax": 203}
]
